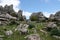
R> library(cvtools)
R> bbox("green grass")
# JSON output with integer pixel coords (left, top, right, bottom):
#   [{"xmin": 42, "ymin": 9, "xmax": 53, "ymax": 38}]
[{"xmin": 0, "ymin": 22, "xmax": 60, "ymax": 40}]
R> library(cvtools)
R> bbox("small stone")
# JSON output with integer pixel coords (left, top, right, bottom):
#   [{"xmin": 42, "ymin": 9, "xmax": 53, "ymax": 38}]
[{"xmin": 5, "ymin": 30, "xmax": 13, "ymax": 36}]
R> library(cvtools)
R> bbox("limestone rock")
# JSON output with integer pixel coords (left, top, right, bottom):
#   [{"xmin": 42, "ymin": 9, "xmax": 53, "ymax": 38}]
[
  {"xmin": 54, "ymin": 11, "xmax": 60, "ymax": 21},
  {"xmin": 49, "ymin": 14, "xmax": 55, "ymax": 20},
  {"xmin": 5, "ymin": 13, "xmax": 17, "ymax": 20},
  {"xmin": 25, "ymin": 34, "xmax": 41, "ymax": 40},
  {"xmin": 4, "ymin": 30, "xmax": 13, "ymax": 36},
  {"xmin": 30, "ymin": 12, "xmax": 46, "ymax": 21},
  {"xmin": 15, "ymin": 24, "xmax": 29, "ymax": 34},
  {"xmin": 46, "ymin": 22, "xmax": 57, "ymax": 28},
  {"xmin": 17, "ymin": 10, "xmax": 22, "ymax": 20}
]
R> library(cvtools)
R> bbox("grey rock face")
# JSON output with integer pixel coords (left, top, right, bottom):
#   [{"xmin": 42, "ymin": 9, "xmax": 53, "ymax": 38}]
[
  {"xmin": 4, "ymin": 5, "xmax": 14, "ymax": 13},
  {"xmin": 22, "ymin": 15, "xmax": 26, "ymax": 21},
  {"xmin": 0, "ymin": 5, "xmax": 25, "ymax": 25},
  {"xmin": 4, "ymin": 30, "xmax": 13, "ymax": 36},
  {"xmin": 49, "ymin": 11, "xmax": 60, "ymax": 21},
  {"xmin": 0, "ymin": 6, "xmax": 3, "ymax": 11},
  {"xmin": 25, "ymin": 34, "xmax": 40, "ymax": 40},
  {"xmin": 37, "ymin": 12, "xmax": 45, "ymax": 21},
  {"xmin": 49, "ymin": 14, "xmax": 55, "ymax": 20},
  {"xmin": 54, "ymin": 11, "xmax": 60, "ymax": 21},
  {"xmin": 5, "ymin": 13, "xmax": 17, "ymax": 20},
  {"xmin": 46, "ymin": 22, "xmax": 57, "ymax": 28},
  {"xmin": 17, "ymin": 10, "xmax": 22, "ymax": 20},
  {"xmin": 30, "ymin": 12, "xmax": 46, "ymax": 21},
  {"xmin": 15, "ymin": 24, "xmax": 29, "ymax": 34}
]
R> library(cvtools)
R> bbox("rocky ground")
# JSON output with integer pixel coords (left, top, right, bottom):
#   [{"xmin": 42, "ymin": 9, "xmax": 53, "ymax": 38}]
[
  {"xmin": 0, "ymin": 5, "xmax": 60, "ymax": 40},
  {"xmin": 0, "ymin": 21, "xmax": 60, "ymax": 40}
]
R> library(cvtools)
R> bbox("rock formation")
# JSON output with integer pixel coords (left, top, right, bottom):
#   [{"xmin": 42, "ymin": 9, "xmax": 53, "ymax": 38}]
[
  {"xmin": 49, "ymin": 14, "xmax": 55, "ymax": 20},
  {"xmin": 15, "ymin": 24, "xmax": 29, "ymax": 34},
  {"xmin": 30, "ymin": 12, "xmax": 46, "ymax": 21},
  {"xmin": 4, "ymin": 30, "xmax": 13, "ymax": 36},
  {"xmin": 46, "ymin": 22, "xmax": 57, "ymax": 28},
  {"xmin": 0, "ymin": 5, "xmax": 26, "ymax": 25},
  {"xmin": 49, "ymin": 11, "xmax": 60, "ymax": 21},
  {"xmin": 54, "ymin": 11, "xmax": 60, "ymax": 21}
]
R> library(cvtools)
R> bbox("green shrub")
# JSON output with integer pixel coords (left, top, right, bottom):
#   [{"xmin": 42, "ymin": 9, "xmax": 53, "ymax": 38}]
[
  {"xmin": 50, "ymin": 27, "xmax": 60, "ymax": 36},
  {"xmin": 28, "ymin": 24, "xmax": 35, "ymax": 29},
  {"xmin": 46, "ymin": 27, "xmax": 52, "ymax": 32},
  {"xmin": 30, "ymin": 16, "xmax": 38, "ymax": 21},
  {"xmin": 9, "ymin": 20, "xmax": 19, "ymax": 25}
]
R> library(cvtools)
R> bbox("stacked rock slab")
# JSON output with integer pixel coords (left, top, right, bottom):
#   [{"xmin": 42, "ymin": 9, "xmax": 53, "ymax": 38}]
[
  {"xmin": 0, "ymin": 5, "xmax": 26, "ymax": 25},
  {"xmin": 49, "ymin": 11, "xmax": 60, "ymax": 21},
  {"xmin": 54, "ymin": 11, "xmax": 60, "ymax": 21}
]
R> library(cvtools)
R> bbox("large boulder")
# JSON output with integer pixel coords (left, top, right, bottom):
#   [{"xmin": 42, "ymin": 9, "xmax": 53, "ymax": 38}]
[
  {"xmin": 49, "ymin": 11, "xmax": 60, "ymax": 21},
  {"xmin": 54, "ymin": 11, "xmax": 60, "ymax": 21},
  {"xmin": 44, "ymin": 22, "xmax": 57, "ymax": 31},
  {"xmin": 0, "ymin": 5, "xmax": 26, "ymax": 25},
  {"xmin": 5, "ymin": 13, "xmax": 17, "ymax": 20},
  {"xmin": 30, "ymin": 12, "xmax": 46, "ymax": 21},
  {"xmin": 4, "ymin": 30, "xmax": 13, "ymax": 36},
  {"xmin": 15, "ymin": 24, "xmax": 29, "ymax": 34},
  {"xmin": 49, "ymin": 14, "xmax": 55, "ymax": 20},
  {"xmin": 47, "ymin": 22, "xmax": 57, "ymax": 28},
  {"xmin": 25, "ymin": 34, "xmax": 41, "ymax": 40}
]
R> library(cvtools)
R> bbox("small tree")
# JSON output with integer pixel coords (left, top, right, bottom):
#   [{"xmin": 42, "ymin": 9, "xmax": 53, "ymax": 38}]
[{"xmin": 30, "ymin": 16, "xmax": 38, "ymax": 21}]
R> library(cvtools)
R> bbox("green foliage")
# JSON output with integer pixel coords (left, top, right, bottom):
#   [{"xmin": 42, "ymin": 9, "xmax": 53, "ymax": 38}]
[
  {"xmin": 30, "ymin": 15, "xmax": 38, "ymax": 21},
  {"xmin": 46, "ymin": 27, "xmax": 52, "ymax": 32},
  {"xmin": 50, "ymin": 27, "xmax": 60, "ymax": 36},
  {"xmin": 9, "ymin": 20, "xmax": 19, "ymax": 25},
  {"xmin": 10, "ymin": 12, "xmax": 17, "ymax": 17},
  {"xmin": 28, "ymin": 23, "xmax": 35, "ymax": 29}
]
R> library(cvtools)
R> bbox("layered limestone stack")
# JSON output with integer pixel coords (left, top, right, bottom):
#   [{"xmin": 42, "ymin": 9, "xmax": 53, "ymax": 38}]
[
  {"xmin": 54, "ymin": 11, "xmax": 60, "ymax": 21},
  {"xmin": 0, "ymin": 5, "xmax": 26, "ymax": 25},
  {"xmin": 49, "ymin": 11, "xmax": 60, "ymax": 21}
]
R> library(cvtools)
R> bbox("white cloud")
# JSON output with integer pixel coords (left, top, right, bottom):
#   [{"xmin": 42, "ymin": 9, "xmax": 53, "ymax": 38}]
[
  {"xmin": 23, "ymin": 11, "xmax": 56, "ymax": 19},
  {"xmin": 23, "ymin": 11, "xmax": 32, "ymax": 19},
  {"xmin": 0, "ymin": 0, "xmax": 20, "ymax": 12},
  {"xmin": 43, "ymin": 12, "xmax": 55, "ymax": 18},
  {"xmin": 0, "ymin": 0, "xmax": 32, "ymax": 19}
]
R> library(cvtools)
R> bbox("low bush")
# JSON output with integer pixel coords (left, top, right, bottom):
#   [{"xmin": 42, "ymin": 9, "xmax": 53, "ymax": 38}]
[
  {"xmin": 50, "ymin": 27, "xmax": 60, "ymax": 36},
  {"xmin": 28, "ymin": 24, "xmax": 35, "ymax": 29}
]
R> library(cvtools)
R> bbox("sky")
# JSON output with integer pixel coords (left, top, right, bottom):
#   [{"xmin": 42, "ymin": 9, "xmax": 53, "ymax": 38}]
[{"xmin": 0, "ymin": 0, "xmax": 60, "ymax": 19}]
